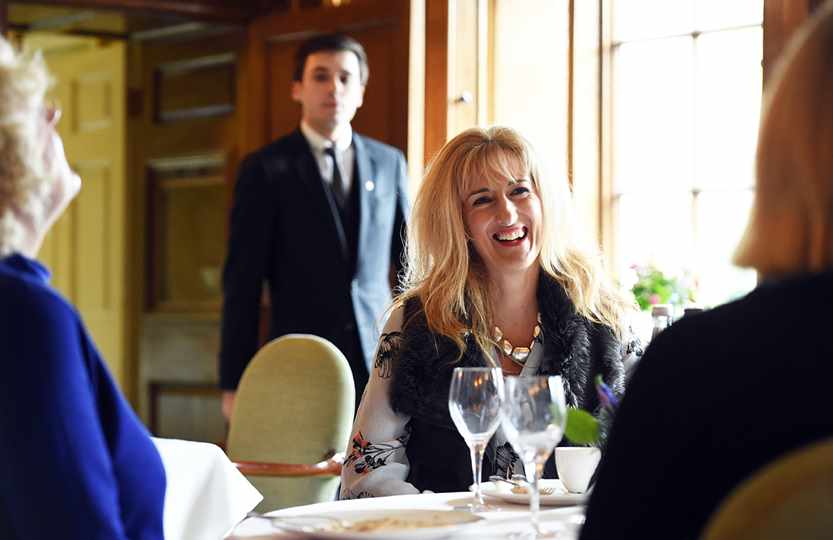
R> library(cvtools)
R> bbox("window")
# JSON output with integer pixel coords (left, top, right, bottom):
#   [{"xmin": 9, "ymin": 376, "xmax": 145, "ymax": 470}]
[{"xmin": 605, "ymin": 0, "xmax": 763, "ymax": 308}]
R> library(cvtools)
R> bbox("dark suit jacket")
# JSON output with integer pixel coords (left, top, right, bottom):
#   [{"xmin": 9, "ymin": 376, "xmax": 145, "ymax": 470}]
[
  {"xmin": 580, "ymin": 270, "xmax": 833, "ymax": 540},
  {"xmin": 219, "ymin": 129, "xmax": 410, "ymax": 396}
]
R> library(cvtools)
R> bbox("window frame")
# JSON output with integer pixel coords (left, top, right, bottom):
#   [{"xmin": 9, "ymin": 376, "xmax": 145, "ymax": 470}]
[
  {"xmin": 573, "ymin": 0, "xmax": 823, "ymax": 283},
  {"xmin": 585, "ymin": 1, "xmax": 765, "ymax": 305}
]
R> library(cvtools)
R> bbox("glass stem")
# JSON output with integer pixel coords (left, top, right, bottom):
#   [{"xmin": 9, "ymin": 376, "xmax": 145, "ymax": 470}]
[
  {"xmin": 470, "ymin": 441, "xmax": 486, "ymax": 506},
  {"xmin": 524, "ymin": 459, "xmax": 543, "ymax": 534}
]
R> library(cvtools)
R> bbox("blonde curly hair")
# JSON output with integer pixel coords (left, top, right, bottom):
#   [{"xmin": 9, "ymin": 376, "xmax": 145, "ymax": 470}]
[
  {"xmin": 0, "ymin": 36, "xmax": 54, "ymax": 256},
  {"xmin": 397, "ymin": 126, "xmax": 633, "ymax": 357}
]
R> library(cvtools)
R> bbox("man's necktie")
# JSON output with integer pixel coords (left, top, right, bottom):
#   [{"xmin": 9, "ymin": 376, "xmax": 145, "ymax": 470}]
[{"xmin": 324, "ymin": 146, "xmax": 347, "ymax": 211}]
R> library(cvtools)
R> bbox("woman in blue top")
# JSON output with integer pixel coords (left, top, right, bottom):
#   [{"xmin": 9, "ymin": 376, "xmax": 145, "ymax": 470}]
[{"xmin": 0, "ymin": 37, "xmax": 165, "ymax": 539}]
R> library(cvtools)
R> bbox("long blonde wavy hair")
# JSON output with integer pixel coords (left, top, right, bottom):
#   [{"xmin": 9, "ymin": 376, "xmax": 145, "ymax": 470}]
[{"xmin": 396, "ymin": 126, "xmax": 632, "ymax": 357}]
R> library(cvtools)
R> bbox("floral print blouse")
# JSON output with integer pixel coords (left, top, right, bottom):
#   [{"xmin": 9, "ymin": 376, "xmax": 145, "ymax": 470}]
[{"xmin": 339, "ymin": 306, "xmax": 547, "ymax": 499}]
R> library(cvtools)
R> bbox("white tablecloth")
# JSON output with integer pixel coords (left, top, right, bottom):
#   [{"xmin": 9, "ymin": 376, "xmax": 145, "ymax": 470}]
[
  {"xmin": 153, "ymin": 438, "xmax": 263, "ymax": 540},
  {"xmin": 227, "ymin": 492, "xmax": 585, "ymax": 539}
]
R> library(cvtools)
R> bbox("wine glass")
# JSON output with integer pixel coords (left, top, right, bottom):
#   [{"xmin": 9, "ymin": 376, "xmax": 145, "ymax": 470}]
[
  {"xmin": 448, "ymin": 367, "xmax": 504, "ymax": 510},
  {"xmin": 501, "ymin": 375, "xmax": 567, "ymax": 537}
]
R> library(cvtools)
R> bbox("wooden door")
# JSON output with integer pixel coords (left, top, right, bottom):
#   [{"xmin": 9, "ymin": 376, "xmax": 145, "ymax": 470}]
[
  {"xmin": 134, "ymin": 30, "xmax": 244, "ymax": 442},
  {"xmin": 423, "ymin": 0, "xmax": 490, "ymax": 164},
  {"xmin": 242, "ymin": 0, "xmax": 411, "ymax": 156},
  {"xmin": 35, "ymin": 35, "xmax": 129, "ymax": 390}
]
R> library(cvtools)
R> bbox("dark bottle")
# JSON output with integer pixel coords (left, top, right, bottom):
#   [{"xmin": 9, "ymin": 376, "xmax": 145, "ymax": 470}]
[{"xmin": 650, "ymin": 304, "xmax": 672, "ymax": 341}]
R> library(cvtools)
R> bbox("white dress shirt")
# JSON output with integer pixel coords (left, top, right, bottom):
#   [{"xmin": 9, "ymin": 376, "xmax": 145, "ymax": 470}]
[{"xmin": 300, "ymin": 121, "xmax": 355, "ymax": 198}]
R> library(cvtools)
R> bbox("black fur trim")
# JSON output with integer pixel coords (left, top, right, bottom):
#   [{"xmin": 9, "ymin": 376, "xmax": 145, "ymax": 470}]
[{"xmin": 390, "ymin": 274, "xmax": 626, "ymax": 423}]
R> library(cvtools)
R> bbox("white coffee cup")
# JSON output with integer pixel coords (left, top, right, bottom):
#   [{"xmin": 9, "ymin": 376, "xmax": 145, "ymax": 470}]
[{"xmin": 555, "ymin": 447, "xmax": 601, "ymax": 494}]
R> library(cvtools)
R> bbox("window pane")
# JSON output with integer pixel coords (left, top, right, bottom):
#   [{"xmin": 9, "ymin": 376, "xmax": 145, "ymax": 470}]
[
  {"xmin": 608, "ymin": 1, "xmax": 763, "ymax": 310},
  {"xmin": 694, "ymin": 27, "xmax": 762, "ymax": 190},
  {"xmin": 614, "ymin": 191, "xmax": 694, "ymax": 281},
  {"xmin": 695, "ymin": 0, "xmax": 763, "ymax": 31},
  {"xmin": 613, "ymin": 38, "xmax": 694, "ymax": 194},
  {"xmin": 694, "ymin": 190, "xmax": 757, "ymax": 306},
  {"xmin": 614, "ymin": 0, "xmax": 694, "ymax": 41}
]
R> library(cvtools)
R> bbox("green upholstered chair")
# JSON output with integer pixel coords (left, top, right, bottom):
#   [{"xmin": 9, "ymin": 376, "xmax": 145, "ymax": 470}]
[
  {"xmin": 701, "ymin": 436, "xmax": 833, "ymax": 540},
  {"xmin": 226, "ymin": 334, "xmax": 355, "ymax": 512}
]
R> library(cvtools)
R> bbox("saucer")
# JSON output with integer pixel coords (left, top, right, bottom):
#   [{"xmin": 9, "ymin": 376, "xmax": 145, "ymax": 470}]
[{"xmin": 475, "ymin": 479, "xmax": 589, "ymax": 506}]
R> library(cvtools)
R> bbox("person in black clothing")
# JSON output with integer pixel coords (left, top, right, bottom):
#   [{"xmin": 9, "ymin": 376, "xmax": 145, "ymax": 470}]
[{"xmin": 581, "ymin": 3, "xmax": 833, "ymax": 538}]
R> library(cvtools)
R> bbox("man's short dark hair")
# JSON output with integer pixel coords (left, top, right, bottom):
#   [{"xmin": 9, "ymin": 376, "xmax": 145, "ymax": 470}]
[{"xmin": 293, "ymin": 33, "xmax": 369, "ymax": 85}]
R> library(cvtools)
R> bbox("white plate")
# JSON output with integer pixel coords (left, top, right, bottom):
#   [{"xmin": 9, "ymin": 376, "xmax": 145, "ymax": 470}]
[
  {"xmin": 476, "ymin": 479, "xmax": 588, "ymax": 506},
  {"xmin": 267, "ymin": 509, "xmax": 484, "ymax": 539}
]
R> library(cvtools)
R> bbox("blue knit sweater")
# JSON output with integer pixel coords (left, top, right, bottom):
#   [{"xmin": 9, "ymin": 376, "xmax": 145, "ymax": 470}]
[{"xmin": 0, "ymin": 254, "xmax": 165, "ymax": 539}]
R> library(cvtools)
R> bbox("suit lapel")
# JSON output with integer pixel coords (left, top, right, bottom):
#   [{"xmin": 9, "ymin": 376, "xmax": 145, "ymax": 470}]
[
  {"xmin": 353, "ymin": 134, "xmax": 376, "ymax": 269},
  {"xmin": 290, "ymin": 129, "xmax": 349, "ymax": 263}
]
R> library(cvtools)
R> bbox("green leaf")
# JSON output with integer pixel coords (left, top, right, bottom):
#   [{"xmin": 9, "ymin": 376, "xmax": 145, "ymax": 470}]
[{"xmin": 564, "ymin": 407, "xmax": 600, "ymax": 445}]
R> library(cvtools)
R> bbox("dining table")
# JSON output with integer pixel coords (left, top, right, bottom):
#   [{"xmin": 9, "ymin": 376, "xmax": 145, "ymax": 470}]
[
  {"xmin": 152, "ymin": 437, "xmax": 263, "ymax": 540},
  {"xmin": 227, "ymin": 491, "xmax": 586, "ymax": 539}
]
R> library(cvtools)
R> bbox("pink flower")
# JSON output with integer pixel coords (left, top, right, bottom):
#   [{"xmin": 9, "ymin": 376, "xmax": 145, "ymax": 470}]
[{"xmin": 649, "ymin": 294, "xmax": 660, "ymax": 305}]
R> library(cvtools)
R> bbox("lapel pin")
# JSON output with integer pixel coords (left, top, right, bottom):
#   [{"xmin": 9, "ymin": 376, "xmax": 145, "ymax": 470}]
[{"xmin": 365, "ymin": 180, "xmax": 375, "ymax": 192}]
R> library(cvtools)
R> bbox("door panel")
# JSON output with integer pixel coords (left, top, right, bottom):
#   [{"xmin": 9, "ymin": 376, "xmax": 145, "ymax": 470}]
[
  {"xmin": 135, "ymin": 31, "xmax": 244, "ymax": 439},
  {"xmin": 35, "ymin": 36, "xmax": 128, "ymax": 388},
  {"xmin": 73, "ymin": 160, "xmax": 113, "ymax": 311}
]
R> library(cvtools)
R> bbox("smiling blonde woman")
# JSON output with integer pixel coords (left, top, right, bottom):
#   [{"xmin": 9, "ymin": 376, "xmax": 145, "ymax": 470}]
[{"xmin": 340, "ymin": 126, "xmax": 640, "ymax": 499}]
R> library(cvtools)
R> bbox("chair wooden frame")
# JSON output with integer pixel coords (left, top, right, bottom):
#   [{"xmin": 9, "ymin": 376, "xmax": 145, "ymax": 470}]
[{"xmin": 232, "ymin": 451, "xmax": 344, "ymax": 478}]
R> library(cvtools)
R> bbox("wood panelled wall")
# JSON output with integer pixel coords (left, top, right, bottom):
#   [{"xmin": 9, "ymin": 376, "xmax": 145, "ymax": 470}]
[
  {"xmin": 137, "ymin": 0, "xmax": 412, "ymax": 442},
  {"xmin": 133, "ymin": 30, "xmax": 245, "ymax": 442},
  {"xmin": 242, "ymin": 0, "xmax": 411, "ymax": 157}
]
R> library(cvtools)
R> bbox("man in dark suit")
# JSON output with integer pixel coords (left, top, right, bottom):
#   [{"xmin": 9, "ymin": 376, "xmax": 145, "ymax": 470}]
[{"xmin": 218, "ymin": 33, "xmax": 410, "ymax": 418}]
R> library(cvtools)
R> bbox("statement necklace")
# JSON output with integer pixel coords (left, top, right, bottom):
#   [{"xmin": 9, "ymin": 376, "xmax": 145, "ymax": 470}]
[{"xmin": 493, "ymin": 313, "xmax": 542, "ymax": 366}]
